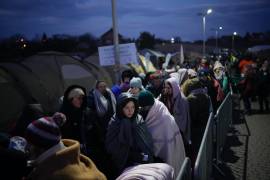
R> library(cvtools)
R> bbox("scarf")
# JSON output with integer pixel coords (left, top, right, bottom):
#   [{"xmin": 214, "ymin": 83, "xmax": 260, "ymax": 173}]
[{"xmin": 93, "ymin": 88, "xmax": 116, "ymax": 118}]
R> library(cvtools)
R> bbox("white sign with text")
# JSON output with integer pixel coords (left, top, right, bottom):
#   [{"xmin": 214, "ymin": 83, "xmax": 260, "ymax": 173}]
[{"xmin": 98, "ymin": 43, "xmax": 138, "ymax": 66}]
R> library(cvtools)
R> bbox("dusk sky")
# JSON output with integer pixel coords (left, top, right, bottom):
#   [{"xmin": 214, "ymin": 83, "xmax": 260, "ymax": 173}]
[{"xmin": 1, "ymin": 0, "xmax": 270, "ymax": 41}]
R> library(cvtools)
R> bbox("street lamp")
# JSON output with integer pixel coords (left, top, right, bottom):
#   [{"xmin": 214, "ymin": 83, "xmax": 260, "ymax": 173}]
[
  {"xmin": 171, "ymin": 37, "xmax": 175, "ymax": 44},
  {"xmin": 198, "ymin": 8, "xmax": 212, "ymax": 58},
  {"xmin": 218, "ymin": 27, "xmax": 223, "ymax": 50},
  {"xmin": 232, "ymin": 31, "xmax": 237, "ymax": 50},
  {"xmin": 211, "ymin": 26, "xmax": 223, "ymax": 52}
]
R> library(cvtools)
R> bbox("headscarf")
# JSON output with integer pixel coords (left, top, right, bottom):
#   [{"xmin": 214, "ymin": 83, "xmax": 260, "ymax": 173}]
[
  {"xmin": 139, "ymin": 95, "xmax": 186, "ymax": 174},
  {"xmin": 93, "ymin": 82, "xmax": 116, "ymax": 118},
  {"xmin": 165, "ymin": 78, "xmax": 191, "ymax": 143}
]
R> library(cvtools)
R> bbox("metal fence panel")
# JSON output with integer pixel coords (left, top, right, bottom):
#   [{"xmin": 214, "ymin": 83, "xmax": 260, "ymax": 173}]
[
  {"xmin": 176, "ymin": 157, "xmax": 192, "ymax": 180},
  {"xmin": 215, "ymin": 92, "xmax": 233, "ymax": 163},
  {"xmin": 194, "ymin": 113, "xmax": 214, "ymax": 180}
]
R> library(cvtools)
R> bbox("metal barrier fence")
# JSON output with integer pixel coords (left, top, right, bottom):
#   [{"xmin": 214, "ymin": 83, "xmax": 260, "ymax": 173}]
[
  {"xmin": 214, "ymin": 92, "xmax": 233, "ymax": 163},
  {"xmin": 194, "ymin": 113, "xmax": 214, "ymax": 180},
  {"xmin": 176, "ymin": 157, "xmax": 192, "ymax": 180},
  {"xmin": 176, "ymin": 91, "xmax": 233, "ymax": 180}
]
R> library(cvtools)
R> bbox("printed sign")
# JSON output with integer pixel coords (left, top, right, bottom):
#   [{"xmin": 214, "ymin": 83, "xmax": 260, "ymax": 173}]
[{"xmin": 98, "ymin": 43, "xmax": 138, "ymax": 66}]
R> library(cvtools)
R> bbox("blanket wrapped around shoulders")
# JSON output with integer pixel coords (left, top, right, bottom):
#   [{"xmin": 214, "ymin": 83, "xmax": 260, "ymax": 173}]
[
  {"xmin": 105, "ymin": 114, "xmax": 154, "ymax": 174},
  {"xmin": 116, "ymin": 163, "xmax": 174, "ymax": 180},
  {"xmin": 145, "ymin": 99, "xmax": 186, "ymax": 176}
]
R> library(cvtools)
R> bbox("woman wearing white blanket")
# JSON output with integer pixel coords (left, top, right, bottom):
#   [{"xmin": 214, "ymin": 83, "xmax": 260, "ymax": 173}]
[
  {"xmin": 116, "ymin": 163, "xmax": 174, "ymax": 180},
  {"xmin": 138, "ymin": 90, "xmax": 186, "ymax": 176},
  {"xmin": 158, "ymin": 77, "xmax": 191, "ymax": 145}
]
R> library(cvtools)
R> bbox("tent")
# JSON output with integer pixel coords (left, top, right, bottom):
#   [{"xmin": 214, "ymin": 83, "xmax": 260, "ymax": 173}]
[
  {"xmin": 140, "ymin": 49, "xmax": 165, "ymax": 68},
  {"xmin": 0, "ymin": 51, "xmax": 112, "ymax": 132},
  {"xmin": 247, "ymin": 45, "xmax": 270, "ymax": 53}
]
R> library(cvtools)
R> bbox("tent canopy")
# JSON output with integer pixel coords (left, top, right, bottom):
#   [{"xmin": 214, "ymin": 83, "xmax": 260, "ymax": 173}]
[{"xmin": 0, "ymin": 51, "xmax": 112, "ymax": 132}]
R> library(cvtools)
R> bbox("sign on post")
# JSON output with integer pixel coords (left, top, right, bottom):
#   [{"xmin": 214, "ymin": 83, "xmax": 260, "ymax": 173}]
[{"xmin": 98, "ymin": 43, "xmax": 138, "ymax": 66}]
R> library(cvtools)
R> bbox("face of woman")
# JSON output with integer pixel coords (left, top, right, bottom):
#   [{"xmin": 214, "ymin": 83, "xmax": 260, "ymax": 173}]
[
  {"xmin": 130, "ymin": 87, "xmax": 140, "ymax": 95},
  {"xmin": 214, "ymin": 68, "xmax": 224, "ymax": 80},
  {"xmin": 71, "ymin": 96, "xmax": 84, "ymax": 108},
  {"xmin": 163, "ymin": 82, "xmax": 172, "ymax": 96},
  {"xmin": 122, "ymin": 101, "xmax": 135, "ymax": 118},
  {"xmin": 97, "ymin": 82, "xmax": 107, "ymax": 94}
]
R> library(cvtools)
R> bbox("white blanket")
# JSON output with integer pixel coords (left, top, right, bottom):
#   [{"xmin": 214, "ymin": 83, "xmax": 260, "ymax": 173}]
[
  {"xmin": 116, "ymin": 163, "xmax": 174, "ymax": 180},
  {"xmin": 145, "ymin": 99, "xmax": 186, "ymax": 176}
]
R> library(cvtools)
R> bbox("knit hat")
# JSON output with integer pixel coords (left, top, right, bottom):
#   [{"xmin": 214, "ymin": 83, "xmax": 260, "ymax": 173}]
[
  {"xmin": 25, "ymin": 116, "xmax": 65, "ymax": 149},
  {"xmin": 68, "ymin": 88, "xmax": 85, "ymax": 100},
  {"xmin": 149, "ymin": 71, "xmax": 162, "ymax": 80},
  {"xmin": 111, "ymin": 85, "xmax": 122, "ymax": 98},
  {"xmin": 8, "ymin": 136, "xmax": 27, "ymax": 153},
  {"xmin": 138, "ymin": 90, "xmax": 155, "ymax": 107},
  {"xmin": 130, "ymin": 77, "xmax": 144, "ymax": 90}
]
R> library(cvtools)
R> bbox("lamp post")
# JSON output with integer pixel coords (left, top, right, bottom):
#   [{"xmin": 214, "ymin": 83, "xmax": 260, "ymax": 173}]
[
  {"xmin": 171, "ymin": 37, "xmax": 175, "ymax": 44},
  {"xmin": 216, "ymin": 26, "xmax": 223, "ymax": 50},
  {"xmin": 199, "ymin": 9, "xmax": 212, "ymax": 58},
  {"xmin": 211, "ymin": 26, "xmax": 223, "ymax": 52},
  {"xmin": 111, "ymin": 0, "xmax": 120, "ymax": 83},
  {"xmin": 232, "ymin": 31, "xmax": 237, "ymax": 51}
]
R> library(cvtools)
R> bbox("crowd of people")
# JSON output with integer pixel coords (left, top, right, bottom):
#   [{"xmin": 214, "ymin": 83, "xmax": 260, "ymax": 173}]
[{"xmin": 0, "ymin": 52, "xmax": 269, "ymax": 180}]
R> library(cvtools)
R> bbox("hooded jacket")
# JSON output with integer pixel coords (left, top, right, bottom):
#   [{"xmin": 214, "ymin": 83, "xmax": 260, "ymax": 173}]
[
  {"xmin": 105, "ymin": 93, "xmax": 154, "ymax": 175},
  {"xmin": 60, "ymin": 85, "xmax": 104, "ymax": 169},
  {"xmin": 28, "ymin": 139, "xmax": 107, "ymax": 180},
  {"xmin": 60, "ymin": 85, "xmax": 88, "ymax": 142}
]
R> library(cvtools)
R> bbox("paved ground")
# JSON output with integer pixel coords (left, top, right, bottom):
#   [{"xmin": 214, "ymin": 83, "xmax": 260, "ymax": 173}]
[{"xmin": 214, "ymin": 96, "xmax": 270, "ymax": 180}]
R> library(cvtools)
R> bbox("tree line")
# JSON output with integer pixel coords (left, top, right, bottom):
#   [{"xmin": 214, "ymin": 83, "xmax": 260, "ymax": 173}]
[{"xmin": 0, "ymin": 31, "xmax": 269, "ymax": 61}]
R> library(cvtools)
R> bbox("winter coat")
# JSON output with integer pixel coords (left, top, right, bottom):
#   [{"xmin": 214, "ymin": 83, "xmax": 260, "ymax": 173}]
[
  {"xmin": 60, "ymin": 85, "xmax": 105, "ymax": 170},
  {"xmin": 27, "ymin": 139, "xmax": 107, "ymax": 180}
]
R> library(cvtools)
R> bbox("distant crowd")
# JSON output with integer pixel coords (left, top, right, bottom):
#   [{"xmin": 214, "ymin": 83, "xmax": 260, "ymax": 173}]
[{"xmin": 1, "ymin": 53, "xmax": 269, "ymax": 180}]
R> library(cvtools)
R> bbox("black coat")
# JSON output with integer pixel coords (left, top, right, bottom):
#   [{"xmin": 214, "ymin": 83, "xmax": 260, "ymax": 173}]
[{"xmin": 60, "ymin": 85, "xmax": 104, "ymax": 163}]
